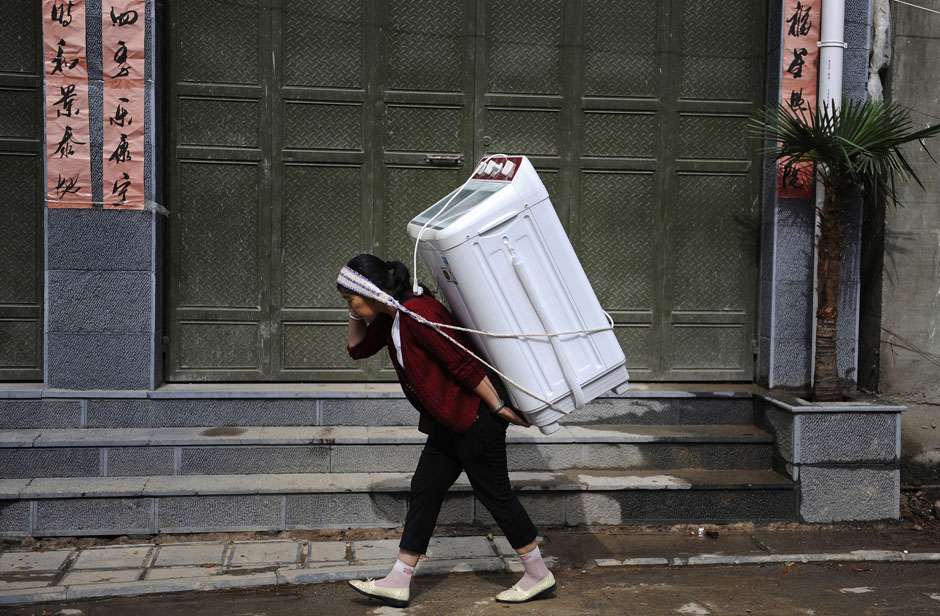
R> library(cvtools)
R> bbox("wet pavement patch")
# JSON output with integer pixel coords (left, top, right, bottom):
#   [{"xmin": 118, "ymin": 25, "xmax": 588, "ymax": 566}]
[{"xmin": 199, "ymin": 428, "xmax": 248, "ymax": 437}]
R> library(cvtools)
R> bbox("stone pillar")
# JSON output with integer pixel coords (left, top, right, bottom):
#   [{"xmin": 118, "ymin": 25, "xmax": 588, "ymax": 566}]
[
  {"xmin": 44, "ymin": 0, "xmax": 162, "ymax": 391},
  {"xmin": 757, "ymin": 0, "xmax": 816, "ymax": 392},
  {"xmin": 757, "ymin": 0, "xmax": 872, "ymax": 393},
  {"xmin": 834, "ymin": 0, "xmax": 874, "ymax": 391}
]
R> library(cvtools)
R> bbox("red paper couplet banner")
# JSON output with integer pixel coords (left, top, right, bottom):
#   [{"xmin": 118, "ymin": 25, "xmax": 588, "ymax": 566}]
[
  {"xmin": 102, "ymin": 0, "xmax": 146, "ymax": 210},
  {"xmin": 44, "ymin": 0, "xmax": 93, "ymax": 208},
  {"xmin": 777, "ymin": 0, "xmax": 822, "ymax": 199}
]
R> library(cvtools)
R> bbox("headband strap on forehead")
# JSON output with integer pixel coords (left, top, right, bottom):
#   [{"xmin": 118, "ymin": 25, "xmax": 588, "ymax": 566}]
[{"xmin": 337, "ymin": 266, "xmax": 403, "ymax": 310}]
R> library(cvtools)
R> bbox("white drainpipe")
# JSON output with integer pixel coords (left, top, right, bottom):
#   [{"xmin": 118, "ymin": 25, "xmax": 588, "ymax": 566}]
[
  {"xmin": 811, "ymin": 0, "xmax": 848, "ymax": 385},
  {"xmin": 818, "ymin": 0, "xmax": 847, "ymax": 110}
]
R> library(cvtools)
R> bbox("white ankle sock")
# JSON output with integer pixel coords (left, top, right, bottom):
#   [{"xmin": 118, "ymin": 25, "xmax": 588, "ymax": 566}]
[
  {"xmin": 517, "ymin": 545, "xmax": 550, "ymax": 591},
  {"xmin": 374, "ymin": 558, "xmax": 415, "ymax": 589}
]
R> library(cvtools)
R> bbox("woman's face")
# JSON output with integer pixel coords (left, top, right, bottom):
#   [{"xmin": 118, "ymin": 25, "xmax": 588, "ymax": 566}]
[{"xmin": 341, "ymin": 292, "xmax": 383, "ymax": 322}]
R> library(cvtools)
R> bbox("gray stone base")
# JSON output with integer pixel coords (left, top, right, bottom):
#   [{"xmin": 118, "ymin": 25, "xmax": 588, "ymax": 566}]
[
  {"xmin": 799, "ymin": 466, "xmax": 900, "ymax": 522},
  {"xmin": 755, "ymin": 391, "xmax": 906, "ymax": 523}
]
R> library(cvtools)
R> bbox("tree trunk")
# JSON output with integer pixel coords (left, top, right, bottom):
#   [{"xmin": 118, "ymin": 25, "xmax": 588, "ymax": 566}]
[
  {"xmin": 812, "ymin": 185, "xmax": 845, "ymax": 401},
  {"xmin": 814, "ymin": 316, "xmax": 840, "ymax": 400}
]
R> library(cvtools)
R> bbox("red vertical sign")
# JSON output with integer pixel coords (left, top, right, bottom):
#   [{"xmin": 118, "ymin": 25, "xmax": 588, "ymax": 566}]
[
  {"xmin": 102, "ymin": 0, "xmax": 146, "ymax": 210},
  {"xmin": 44, "ymin": 0, "xmax": 92, "ymax": 208},
  {"xmin": 777, "ymin": 0, "xmax": 822, "ymax": 199}
]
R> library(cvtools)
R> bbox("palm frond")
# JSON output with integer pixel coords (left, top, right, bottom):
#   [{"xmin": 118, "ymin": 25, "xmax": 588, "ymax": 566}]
[{"xmin": 749, "ymin": 96, "xmax": 940, "ymax": 208}]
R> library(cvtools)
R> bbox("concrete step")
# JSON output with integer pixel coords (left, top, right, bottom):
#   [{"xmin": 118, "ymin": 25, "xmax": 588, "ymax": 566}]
[
  {"xmin": 0, "ymin": 425, "xmax": 774, "ymax": 477},
  {"xmin": 0, "ymin": 469, "xmax": 797, "ymax": 536},
  {"xmin": 0, "ymin": 390, "xmax": 757, "ymax": 429}
]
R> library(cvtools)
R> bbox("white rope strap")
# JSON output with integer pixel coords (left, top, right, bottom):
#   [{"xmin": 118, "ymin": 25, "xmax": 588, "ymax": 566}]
[
  {"xmin": 338, "ymin": 266, "xmax": 605, "ymax": 415},
  {"xmin": 423, "ymin": 314, "xmax": 615, "ymax": 339}
]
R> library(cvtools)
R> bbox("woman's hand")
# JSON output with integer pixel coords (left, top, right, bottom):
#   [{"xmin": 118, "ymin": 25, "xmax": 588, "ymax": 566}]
[
  {"xmin": 472, "ymin": 377, "xmax": 531, "ymax": 427},
  {"xmin": 497, "ymin": 405, "xmax": 531, "ymax": 428}
]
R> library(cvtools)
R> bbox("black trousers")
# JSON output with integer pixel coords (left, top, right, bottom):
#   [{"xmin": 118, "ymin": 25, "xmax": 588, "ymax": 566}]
[{"xmin": 398, "ymin": 404, "xmax": 538, "ymax": 555}]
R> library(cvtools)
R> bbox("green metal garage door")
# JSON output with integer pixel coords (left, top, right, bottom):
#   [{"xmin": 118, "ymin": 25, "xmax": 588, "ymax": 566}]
[
  {"xmin": 166, "ymin": 0, "xmax": 765, "ymax": 382},
  {"xmin": 0, "ymin": 1, "xmax": 43, "ymax": 382}
]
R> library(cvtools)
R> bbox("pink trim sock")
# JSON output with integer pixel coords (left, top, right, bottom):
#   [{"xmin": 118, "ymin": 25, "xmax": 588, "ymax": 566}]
[
  {"xmin": 517, "ymin": 545, "xmax": 550, "ymax": 591},
  {"xmin": 374, "ymin": 558, "xmax": 415, "ymax": 589}
]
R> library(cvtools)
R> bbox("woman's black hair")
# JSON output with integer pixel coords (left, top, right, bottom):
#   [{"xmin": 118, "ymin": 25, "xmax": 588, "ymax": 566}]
[{"xmin": 338, "ymin": 254, "xmax": 433, "ymax": 302}]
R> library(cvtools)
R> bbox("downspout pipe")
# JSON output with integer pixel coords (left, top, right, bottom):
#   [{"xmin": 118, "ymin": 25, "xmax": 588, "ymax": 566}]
[
  {"xmin": 811, "ymin": 0, "xmax": 847, "ymax": 385},
  {"xmin": 818, "ymin": 0, "xmax": 847, "ymax": 110}
]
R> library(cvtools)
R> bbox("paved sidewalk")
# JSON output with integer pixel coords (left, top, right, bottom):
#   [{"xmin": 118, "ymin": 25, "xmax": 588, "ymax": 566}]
[
  {"xmin": 0, "ymin": 535, "xmax": 534, "ymax": 606},
  {"xmin": 1, "ymin": 527, "xmax": 939, "ymax": 607}
]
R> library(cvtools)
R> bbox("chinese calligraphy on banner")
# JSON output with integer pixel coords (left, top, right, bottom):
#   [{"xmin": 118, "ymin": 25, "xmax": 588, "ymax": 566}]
[
  {"xmin": 777, "ymin": 0, "xmax": 822, "ymax": 199},
  {"xmin": 102, "ymin": 0, "xmax": 145, "ymax": 209},
  {"xmin": 44, "ymin": 0, "xmax": 92, "ymax": 208}
]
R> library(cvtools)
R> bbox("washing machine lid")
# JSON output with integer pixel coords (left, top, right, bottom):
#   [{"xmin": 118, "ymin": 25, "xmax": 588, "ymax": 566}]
[
  {"xmin": 409, "ymin": 181, "xmax": 507, "ymax": 232},
  {"xmin": 407, "ymin": 156, "xmax": 549, "ymax": 249}
]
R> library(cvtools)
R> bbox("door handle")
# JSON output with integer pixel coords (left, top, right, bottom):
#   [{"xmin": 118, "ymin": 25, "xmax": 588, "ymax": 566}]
[{"xmin": 424, "ymin": 154, "xmax": 464, "ymax": 166}]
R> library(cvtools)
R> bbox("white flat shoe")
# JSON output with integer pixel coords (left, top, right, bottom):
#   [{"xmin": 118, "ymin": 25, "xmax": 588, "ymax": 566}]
[
  {"xmin": 348, "ymin": 578, "xmax": 410, "ymax": 608},
  {"xmin": 495, "ymin": 571, "xmax": 556, "ymax": 603}
]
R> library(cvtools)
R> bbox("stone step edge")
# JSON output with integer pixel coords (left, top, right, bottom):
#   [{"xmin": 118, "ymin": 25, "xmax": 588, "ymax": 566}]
[
  {"xmin": 598, "ymin": 550, "xmax": 940, "ymax": 568},
  {"xmin": 0, "ymin": 469, "xmax": 794, "ymax": 499},
  {"xmin": 0, "ymin": 425, "xmax": 774, "ymax": 448},
  {"xmin": 0, "ymin": 383, "xmax": 758, "ymax": 400}
]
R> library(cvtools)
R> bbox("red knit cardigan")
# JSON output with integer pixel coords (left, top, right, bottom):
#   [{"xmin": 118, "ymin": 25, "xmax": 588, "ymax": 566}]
[{"xmin": 347, "ymin": 294, "xmax": 487, "ymax": 433}]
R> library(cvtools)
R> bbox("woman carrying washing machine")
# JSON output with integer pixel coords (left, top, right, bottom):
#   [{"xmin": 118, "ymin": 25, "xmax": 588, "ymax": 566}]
[{"xmin": 337, "ymin": 253, "xmax": 555, "ymax": 608}]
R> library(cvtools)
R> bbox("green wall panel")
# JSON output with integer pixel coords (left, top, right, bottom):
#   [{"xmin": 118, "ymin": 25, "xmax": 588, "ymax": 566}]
[
  {"xmin": 579, "ymin": 171, "xmax": 656, "ymax": 312},
  {"xmin": 485, "ymin": 109, "xmax": 560, "ymax": 156},
  {"xmin": 583, "ymin": 0, "xmax": 658, "ymax": 98},
  {"xmin": 282, "ymin": 164, "xmax": 362, "ymax": 309},
  {"xmin": 178, "ymin": 322, "xmax": 261, "ymax": 371},
  {"xmin": 582, "ymin": 112, "xmax": 656, "ymax": 159},
  {"xmin": 283, "ymin": 103, "xmax": 361, "ymax": 151},
  {"xmin": 679, "ymin": 0, "xmax": 762, "ymax": 101},
  {"xmin": 0, "ymin": 155, "xmax": 40, "ymax": 305},
  {"xmin": 177, "ymin": 162, "xmax": 261, "ymax": 309},
  {"xmin": 387, "ymin": 0, "xmax": 465, "ymax": 92},
  {"xmin": 178, "ymin": 98, "xmax": 260, "ymax": 148},
  {"xmin": 386, "ymin": 106, "xmax": 463, "ymax": 153},
  {"xmin": 486, "ymin": 0, "xmax": 563, "ymax": 95},
  {"xmin": 178, "ymin": 1, "xmax": 261, "ymax": 85},
  {"xmin": 283, "ymin": 0, "xmax": 363, "ymax": 89},
  {"xmin": 0, "ymin": 320, "xmax": 40, "ymax": 371}
]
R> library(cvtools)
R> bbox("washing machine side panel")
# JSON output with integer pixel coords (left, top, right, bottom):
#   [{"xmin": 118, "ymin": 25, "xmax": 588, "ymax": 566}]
[
  {"xmin": 419, "ymin": 239, "xmax": 562, "ymax": 413},
  {"xmin": 418, "ymin": 245, "xmax": 490, "ymax": 366},
  {"xmin": 527, "ymin": 200, "xmax": 627, "ymax": 371}
]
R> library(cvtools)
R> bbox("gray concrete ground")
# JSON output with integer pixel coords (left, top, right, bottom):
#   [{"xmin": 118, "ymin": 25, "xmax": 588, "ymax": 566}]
[
  {"xmin": 1, "ymin": 559, "xmax": 939, "ymax": 615},
  {"xmin": 1, "ymin": 515, "xmax": 940, "ymax": 614}
]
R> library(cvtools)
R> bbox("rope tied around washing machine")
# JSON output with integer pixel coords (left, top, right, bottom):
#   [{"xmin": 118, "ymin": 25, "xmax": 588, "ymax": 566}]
[{"xmin": 338, "ymin": 266, "xmax": 615, "ymax": 415}]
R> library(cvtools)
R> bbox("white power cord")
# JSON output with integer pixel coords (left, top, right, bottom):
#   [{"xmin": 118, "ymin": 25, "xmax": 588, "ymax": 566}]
[{"xmin": 411, "ymin": 154, "xmax": 511, "ymax": 295}]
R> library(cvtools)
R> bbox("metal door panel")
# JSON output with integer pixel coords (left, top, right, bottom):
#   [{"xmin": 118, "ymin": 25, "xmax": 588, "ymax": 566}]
[
  {"xmin": 0, "ymin": 1, "xmax": 42, "ymax": 381},
  {"xmin": 165, "ymin": 0, "xmax": 765, "ymax": 382},
  {"xmin": 167, "ymin": 0, "xmax": 270, "ymax": 381}
]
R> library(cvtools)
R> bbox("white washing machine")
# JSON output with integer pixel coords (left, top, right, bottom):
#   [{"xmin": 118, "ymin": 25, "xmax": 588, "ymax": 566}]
[{"xmin": 406, "ymin": 156, "xmax": 629, "ymax": 435}]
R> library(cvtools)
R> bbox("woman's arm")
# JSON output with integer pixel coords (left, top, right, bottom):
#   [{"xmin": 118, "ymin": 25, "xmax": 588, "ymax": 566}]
[
  {"xmin": 347, "ymin": 313, "xmax": 391, "ymax": 360},
  {"xmin": 473, "ymin": 376, "xmax": 531, "ymax": 427}
]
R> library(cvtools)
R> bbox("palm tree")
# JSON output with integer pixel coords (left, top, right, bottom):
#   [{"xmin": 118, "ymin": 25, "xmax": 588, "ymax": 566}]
[{"xmin": 750, "ymin": 97, "xmax": 940, "ymax": 401}]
